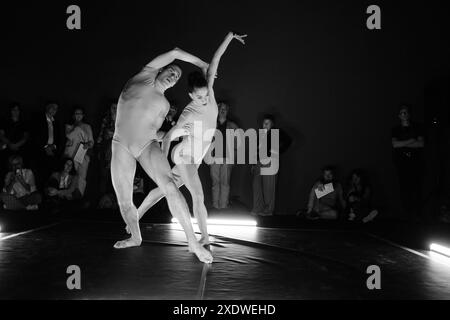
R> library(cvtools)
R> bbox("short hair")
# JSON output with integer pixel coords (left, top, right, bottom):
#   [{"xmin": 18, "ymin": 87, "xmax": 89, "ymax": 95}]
[
  {"xmin": 45, "ymin": 102, "xmax": 58, "ymax": 112},
  {"xmin": 160, "ymin": 64, "xmax": 182, "ymax": 78},
  {"xmin": 398, "ymin": 103, "xmax": 412, "ymax": 114},
  {"xmin": 188, "ymin": 71, "xmax": 207, "ymax": 93},
  {"xmin": 218, "ymin": 102, "xmax": 230, "ymax": 110},
  {"xmin": 72, "ymin": 106, "xmax": 85, "ymax": 114},
  {"xmin": 263, "ymin": 114, "xmax": 275, "ymax": 124},
  {"xmin": 8, "ymin": 154, "xmax": 23, "ymax": 170},
  {"xmin": 9, "ymin": 102, "xmax": 21, "ymax": 111},
  {"xmin": 59, "ymin": 157, "xmax": 77, "ymax": 175},
  {"xmin": 322, "ymin": 165, "xmax": 336, "ymax": 173}
]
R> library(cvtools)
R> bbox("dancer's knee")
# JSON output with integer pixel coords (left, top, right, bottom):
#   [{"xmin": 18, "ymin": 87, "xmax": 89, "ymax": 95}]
[{"xmin": 161, "ymin": 180, "xmax": 178, "ymax": 198}]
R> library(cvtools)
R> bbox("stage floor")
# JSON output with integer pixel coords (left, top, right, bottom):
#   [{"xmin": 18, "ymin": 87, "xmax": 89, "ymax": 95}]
[{"xmin": 1, "ymin": 219, "xmax": 450, "ymax": 299}]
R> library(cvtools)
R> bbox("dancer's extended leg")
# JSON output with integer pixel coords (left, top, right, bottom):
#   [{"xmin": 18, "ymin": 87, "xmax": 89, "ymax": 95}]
[
  {"xmin": 137, "ymin": 142, "xmax": 212, "ymax": 263},
  {"xmin": 177, "ymin": 163, "xmax": 210, "ymax": 245},
  {"xmin": 136, "ymin": 166, "xmax": 184, "ymax": 218},
  {"xmin": 111, "ymin": 141, "xmax": 142, "ymax": 249},
  {"xmin": 125, "ymin": 166, "xmax": 184, "ymax": 234}
]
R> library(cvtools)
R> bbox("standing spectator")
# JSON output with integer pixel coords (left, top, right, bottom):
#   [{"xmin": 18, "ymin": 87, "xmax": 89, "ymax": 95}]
[
  {"xmin": 0, "ymin": 103, "xmax": 30, "ymax": 158},
  {"xmin": 44, "ymin": 158, "xmax": 81, "ymax": 213},
  {"xmin": 209, "ymin": 102, "xmax": 239, "ymax": 209},
  {"xmin": 305, "ymin": 166, "xmax": 345, "ymax": 220},
  {"xmin": 0, "ymin": 103, "xmax": 30, "ymax": 184},
  {"xmin": 96, "ymin": 102, "xmax": 117, "ymax": 197},
  {"xmin": 64, "ymin": 107, "xmax": 94, "ymax": 197},
  {"xmin": 345, "ymin": 169, "xmax": 378, "ymax": 223},
  {"xmin": 391, "ymin": 104, "xmax": 425, "ymax": 220},
  {"xmin": 32, "ymin": 103, "xmax": 63, "ymax": 189},
  {"xmin": 251, "ymin": 114, "xmax": 292, "ymax": 216},
  {"xmin": 0, "ymin": 154, "xmax": 41, "ymax": 211}
]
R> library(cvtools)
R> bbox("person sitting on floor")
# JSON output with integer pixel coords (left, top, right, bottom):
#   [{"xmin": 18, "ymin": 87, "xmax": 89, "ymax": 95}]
[
  {"xmin": 0, "ymin": 154, "xmax": 42, "ymax": 211},
  {"xmin": 45, "ymin": 158, "xmax": 82, "ymax": 214},
  {"xmin": 345, "ymin": 169, "xmax": 378, "ymax": 223},
  {"xmin": 305, "ymin": 166, "xmax": 345, "ymax": 220}
]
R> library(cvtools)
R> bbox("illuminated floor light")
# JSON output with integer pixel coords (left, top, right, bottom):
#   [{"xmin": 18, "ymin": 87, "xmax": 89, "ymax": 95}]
[
  {"xmin": 430, "ymin": 243, "xmax": 450, "ymax": 257},
  {"xmin": 171, "ymin": 218, "xmax": 257, "ymax": 227}
]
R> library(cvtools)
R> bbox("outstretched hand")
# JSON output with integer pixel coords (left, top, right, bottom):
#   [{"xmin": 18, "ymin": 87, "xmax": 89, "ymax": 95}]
[{"xmin": 232, "ymin": 33, "xmax": 247, "ymax": 45}]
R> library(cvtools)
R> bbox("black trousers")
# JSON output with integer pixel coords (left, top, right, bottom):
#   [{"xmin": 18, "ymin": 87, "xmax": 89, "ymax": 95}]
[{"xmin": 394, "ymin": 154, "xmax": 424, "ymax": 219}]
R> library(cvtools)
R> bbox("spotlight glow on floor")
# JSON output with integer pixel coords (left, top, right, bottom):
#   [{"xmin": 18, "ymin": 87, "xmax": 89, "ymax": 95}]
[
  {"xmin": 171, "ymin": 218, "xmax": 257, "ymax": 227},
  {"xmin": 430, "ymin": 243, "xmax": 450, "ymax": 257}
]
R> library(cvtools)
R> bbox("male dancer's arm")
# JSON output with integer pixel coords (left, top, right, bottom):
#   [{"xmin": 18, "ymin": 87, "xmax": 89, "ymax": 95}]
[
  {"xmin": 146, "ymin": 47, "xmax": 209, "ymax": 70},
  {"xmin": 206, "ymin": 32, "xmax": 247, "ymax": 89}
]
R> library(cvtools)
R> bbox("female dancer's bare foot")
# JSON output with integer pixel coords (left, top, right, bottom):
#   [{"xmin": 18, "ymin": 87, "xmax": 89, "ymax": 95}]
[
  {"xmin": 188, "ymin": 242, "xmax": 213, "ymax": 264},
  {"xmin": 114, "ymin": 237, "xmax": 142, "ymax": 249}
]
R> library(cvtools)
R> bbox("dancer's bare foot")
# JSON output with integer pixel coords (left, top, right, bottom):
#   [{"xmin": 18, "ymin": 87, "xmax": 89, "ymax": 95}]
[
  {"xmin": 189, "ymin": 242, "xmax": 213, "ymax": 264},
  {"xmin": 125, "ymin": 224, "xmax": 130, "ymax": 234},
  {"xmin": 114, "ymin": 237, "xmax": 142, "ymax": 249}
]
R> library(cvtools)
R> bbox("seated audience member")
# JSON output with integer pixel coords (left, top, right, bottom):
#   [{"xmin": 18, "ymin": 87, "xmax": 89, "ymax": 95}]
[
  {"xmin": 305, "ymin": 166, "xmax": 345, "ymax": 220},
  {"xmin": 97, "ymin": 102, "xmax": 117, "ymax": 197},
  {"xmin": 64, "ymin": 107, "xmax": 94, "ymax": 197},
  {"xmin": 45, "ymin": 158, "xmax": 81, "ymax": 213},
  {"xmin": 0, "ymin": 154, "xmax": 41, "ymax": 211},
  {"xmin": 345, "ymin": 169, "xmax": 378, "ymax": 223}
]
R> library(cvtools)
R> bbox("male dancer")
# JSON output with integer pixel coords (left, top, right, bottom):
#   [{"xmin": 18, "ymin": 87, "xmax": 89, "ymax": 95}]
[{"xmin": 112, "ymin": 47, "xmax": 213, "ymax": 263}]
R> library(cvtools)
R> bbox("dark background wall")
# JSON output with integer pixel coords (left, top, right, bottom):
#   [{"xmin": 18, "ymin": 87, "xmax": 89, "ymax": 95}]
[{"xmin": 1, "ymin": 1, "xmax": 449, "ymax": 217}]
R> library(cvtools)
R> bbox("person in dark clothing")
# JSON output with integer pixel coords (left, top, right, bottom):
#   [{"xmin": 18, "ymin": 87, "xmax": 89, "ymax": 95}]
[
  {"xmin": 0, "ymin": 103, "xmax": 30, "ymax": 185},
  {"xmin": 44, "ymin": 157, "xmax": 81, "ymax": 214},
  {"xmin": 305, "ymin": 166, "xmax": 345, "ymax": 220},
  {"xmin": 32, "ymin": 103, "xmax": 63, "ymax": 189},
  {"xmin": 96, "ymin": 102, "xmax": 117, "ymax": 199},
  {"xmin": 160, "ymin": 104, "xmax": 180, "ymax": 168},
  {"xmin": 0, "ymin": 103, "xmax": 30, "ymax": 157},
  {"xmin": 345, "ymin": 169, "xmax": 378, "ymax": 223},
  {"xmin": 251, "ymin": 114, "xmax": 292, "ymax": 216},
  {"xmin": 391, "ymin": 104, "xmax": 425, "ymax": 220}
]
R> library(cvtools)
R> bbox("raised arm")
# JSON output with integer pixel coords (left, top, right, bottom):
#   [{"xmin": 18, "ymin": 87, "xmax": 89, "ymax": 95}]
[
  {"xmin": 146, "ymin": 47, "xmax": 208, "ymax": 70},
  {"xmin": 207, "ymin": 32, "xmax": 247, "ymax": 89}
]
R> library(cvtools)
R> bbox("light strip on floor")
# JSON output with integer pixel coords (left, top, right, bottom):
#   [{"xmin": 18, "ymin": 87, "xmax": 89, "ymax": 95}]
[
  {"xmin": 171, "ymin": 218, "xmax": 257, "ymax": 227},
  {"xmin": 430, "ymin": 243, "xmax": 450, "ymax": 257}
]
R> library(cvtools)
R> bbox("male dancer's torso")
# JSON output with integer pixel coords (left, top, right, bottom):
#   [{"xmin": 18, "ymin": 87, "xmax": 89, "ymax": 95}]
[{"xmin": 114, "ymin": 66, "xmax": 169, "ymax": 158}]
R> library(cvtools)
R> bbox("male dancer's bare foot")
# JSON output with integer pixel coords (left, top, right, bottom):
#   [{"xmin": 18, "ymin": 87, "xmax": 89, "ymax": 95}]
[
  {"xmin": 116, "ymin": 207, "xmax": 141, "ymax": 249},
  {"xmin": 125, "ymin": 225, "xmax": 131, "ymax": 234},
  {"xmin": 114, "ymin": 237, "xmax": 142, "ymax": 249},
  {"xmin": 188, "ymin": 242, "xmax": 213, "ymax": 264}
]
